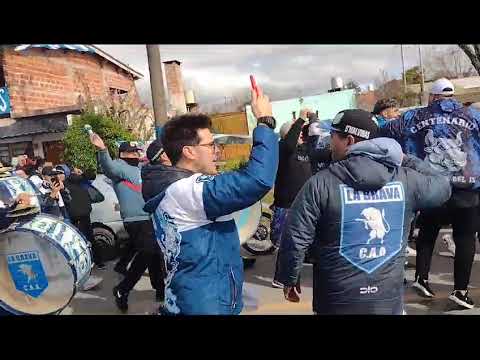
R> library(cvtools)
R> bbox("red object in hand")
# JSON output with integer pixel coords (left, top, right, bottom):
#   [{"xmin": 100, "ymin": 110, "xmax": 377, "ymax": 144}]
[{"xmin": 250, "ymin": 75, "xmax": 259, "ymax": 97}]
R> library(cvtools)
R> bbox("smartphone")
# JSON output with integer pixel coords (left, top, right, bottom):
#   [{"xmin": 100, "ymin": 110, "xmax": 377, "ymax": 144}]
[{"xmin": 249, "ymin": 75, "xmax": 259, "ymax": 97}]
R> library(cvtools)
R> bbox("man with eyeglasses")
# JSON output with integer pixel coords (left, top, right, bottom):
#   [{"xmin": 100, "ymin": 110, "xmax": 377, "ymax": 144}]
[
  {"xmin": 143, "ymin": 85, "xmax": 278, "ymax": 315},
  {"xmin": 89, "ymin": 136, "xmax": 165, "ymax": 313}
]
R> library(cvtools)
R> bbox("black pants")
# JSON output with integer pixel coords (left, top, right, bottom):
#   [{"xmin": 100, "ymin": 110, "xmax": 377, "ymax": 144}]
[
  {"xmin": 415, "ymin": 204, "xmax": 477, "ymax": 290},
  {"xmin": 117, "ymin": 220, "xmax": 165, "ymax": 298},
  {"xmin": 71, "ymin": 215, "xmax": 102, "ymax": 266},
  {"xmin": 116, "ymin": 237, "xmax": 136, "ymax": 270}
]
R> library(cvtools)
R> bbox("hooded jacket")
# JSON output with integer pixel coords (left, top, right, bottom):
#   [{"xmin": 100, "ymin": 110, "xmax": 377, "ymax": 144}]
[
  {"xmin": 142, "ymin": 125, "xmax": 278, "ymax": 315},
  {"xmin": 277, "ymin": 138, "xmax": 451, "ymax": 314},
  {"xmin": 380, "ymin": 98, "xmax": 480, "ymax": 207}
]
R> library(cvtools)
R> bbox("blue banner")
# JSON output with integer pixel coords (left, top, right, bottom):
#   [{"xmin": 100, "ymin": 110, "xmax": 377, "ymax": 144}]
[{"xmin": 0, "ymin": 87, "xmax": 11, "ymax": 116}]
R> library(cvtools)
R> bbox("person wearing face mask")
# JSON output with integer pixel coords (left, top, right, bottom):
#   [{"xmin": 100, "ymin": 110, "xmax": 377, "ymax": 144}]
[
  {"xmin": 372, "ymin": 98, "xmax": 401, "ymax": 128},
  {"xmin": 142, "ymin": 85, "xmax": 278, "ymax": 315},
  {"xmin": 89, "ymin": 137, "xmax": 162, "ymax": 312}
]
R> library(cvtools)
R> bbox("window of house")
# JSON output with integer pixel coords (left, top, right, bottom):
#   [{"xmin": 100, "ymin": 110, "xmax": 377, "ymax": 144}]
[
  {"xmin": 109, "ymin": 88, "xmax": 128, "ymax": 101},
  {"xmin": 0, "ymin": 145, "xmax": 9, "ymax": 165},
  {"xmin": 0, "ymin": 142, "xmax": 32, "ymax": 166}
]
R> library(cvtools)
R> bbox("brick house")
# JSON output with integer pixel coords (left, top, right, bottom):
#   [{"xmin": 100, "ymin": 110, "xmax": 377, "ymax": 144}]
[{"xmin": 0, "ymin": 45, "xmax": 143, "ymax": 165}]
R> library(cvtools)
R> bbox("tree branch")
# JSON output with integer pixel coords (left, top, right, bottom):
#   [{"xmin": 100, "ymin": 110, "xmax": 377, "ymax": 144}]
[
  {"xmin": 474, "ymin": 44, "xmax": 480, "ymax": 58},
  {"xmin": 458, "ymin": 44, "xmax": 480, "ymax": 76}
]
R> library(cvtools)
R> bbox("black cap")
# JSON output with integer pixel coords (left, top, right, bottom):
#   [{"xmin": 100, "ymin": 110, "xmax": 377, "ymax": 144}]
[
  {"xmin": 372, "ymin": 98, "xmax": 399, "ymax": 115},
  {"xmin": 42, "ymin": 166, "xmax": 63, "ymax": 176},
  {"xmin": 327, "ymin": 109, "xmax": 379, "ymax": 140},
  {"xmin": 146, "ymin": 139, "xmax": 165, "ymax": 164},
  {"xmin": 119, "ymin": 141, "xmax": 142, "ymax": 153}
]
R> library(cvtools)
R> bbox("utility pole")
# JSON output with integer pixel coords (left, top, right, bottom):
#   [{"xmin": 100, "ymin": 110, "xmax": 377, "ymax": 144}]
[
  {"xmin": 146, "ymin": 44, "xmax": 169, "ymax": 139},
  {"xmin": 418, "ymin": 45, "xmax": 425, "ymax": 105},
  {"xmin": 401, "ymin": 44, "xmax": 407, "ymax": 93}
]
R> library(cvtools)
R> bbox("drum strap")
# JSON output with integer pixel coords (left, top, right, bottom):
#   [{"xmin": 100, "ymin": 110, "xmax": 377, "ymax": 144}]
[{"xmin": 121, "ymin": 180, "xmax": 142, "ymax": 193}]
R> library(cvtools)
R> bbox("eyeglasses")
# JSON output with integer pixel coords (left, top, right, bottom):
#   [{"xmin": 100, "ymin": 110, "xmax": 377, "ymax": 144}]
[{"xmin": 191, "ymin": 142, "xmax": 218, "ymax": 152}]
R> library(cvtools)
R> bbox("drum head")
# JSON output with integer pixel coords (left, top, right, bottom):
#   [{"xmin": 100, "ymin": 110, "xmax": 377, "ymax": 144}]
[{"xmin": 0, "ymin": 230, "xmax": 75, "ymax": 315}]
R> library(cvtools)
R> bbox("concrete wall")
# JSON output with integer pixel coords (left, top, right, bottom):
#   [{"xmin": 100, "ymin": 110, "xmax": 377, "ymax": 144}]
[{"xmin": 245, "ymin": 89, "xmax": 357, "ymax": 135}]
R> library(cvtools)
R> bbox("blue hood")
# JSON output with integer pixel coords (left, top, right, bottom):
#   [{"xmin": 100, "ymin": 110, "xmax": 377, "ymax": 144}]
[
  {"xmin": 347, "ymin": 137, "xmax": 403, "ymax": 167},
  {"xmin": 329, "ymin": 137, "xmax": 403, "ymax": 191}
]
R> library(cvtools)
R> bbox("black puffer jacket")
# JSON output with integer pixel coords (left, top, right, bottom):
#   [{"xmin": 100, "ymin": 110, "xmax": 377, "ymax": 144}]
[
  {"xmin": 277, "ymin": 138, "xmax": 451, "ymax": 314},
  {"xmin": 64, "ymin": 171, "xmax": 96, "ymax": 218}
]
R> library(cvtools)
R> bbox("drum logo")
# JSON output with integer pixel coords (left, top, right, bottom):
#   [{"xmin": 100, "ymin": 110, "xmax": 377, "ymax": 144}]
[{"xmin": 7, "ymin": 251, "xmax": 49, "ymax": 298}]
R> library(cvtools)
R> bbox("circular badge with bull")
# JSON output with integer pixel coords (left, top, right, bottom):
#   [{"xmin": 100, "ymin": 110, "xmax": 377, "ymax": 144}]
[{"xmin": 339, "ymin": 181, "xmax": 405, "ymax": 274}]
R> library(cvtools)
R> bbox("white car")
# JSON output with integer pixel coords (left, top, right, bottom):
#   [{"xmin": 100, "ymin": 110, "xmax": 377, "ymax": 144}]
[{"xmin": 89, "ymin": 174, "xmax": 129, "ymax": 261}]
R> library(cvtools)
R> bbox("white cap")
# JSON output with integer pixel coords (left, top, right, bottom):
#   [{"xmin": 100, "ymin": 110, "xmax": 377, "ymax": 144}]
[{"xmin": 430, "ymin": 78, "xmax": 455, "ymax": 96}]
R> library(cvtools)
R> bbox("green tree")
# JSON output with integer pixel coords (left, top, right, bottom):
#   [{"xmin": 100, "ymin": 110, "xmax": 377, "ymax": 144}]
[
  {"xmin": 404, "ymin": 66, "xmax": 422, "ymax": 85},
  {"xmin": 63, "ymin": 111, "xmax": 135, "ymax": 172}
]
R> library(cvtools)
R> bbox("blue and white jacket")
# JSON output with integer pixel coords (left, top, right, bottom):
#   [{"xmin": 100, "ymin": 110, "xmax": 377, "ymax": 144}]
[
  {"xmin": 380, "ymin": 99, "xmax": 480, "ymax": 191},
  {"xmin": 143, "ymin": 125, "xmax": 278, "ymax": 315}
]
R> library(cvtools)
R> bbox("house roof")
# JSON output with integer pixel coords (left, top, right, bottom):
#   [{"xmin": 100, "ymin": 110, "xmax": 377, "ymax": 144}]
[
  {"xmin": 13, "ymin": 44, "xmax": 143, "ymax": 80},
  {"xmin": 0, "ymin": 114, "xmax": 68, "ymax": 139}
]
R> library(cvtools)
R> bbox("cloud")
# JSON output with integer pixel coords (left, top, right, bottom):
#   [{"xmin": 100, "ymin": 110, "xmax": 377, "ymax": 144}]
[{"xmin": 96, "ymin": 44, "xmax": 449, "ymax": 106}]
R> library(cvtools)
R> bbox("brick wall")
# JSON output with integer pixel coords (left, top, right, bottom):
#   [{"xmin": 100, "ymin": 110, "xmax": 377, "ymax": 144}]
[{"xmin": 2, "ymin": 47, "xmax": 139, "ymax": 117}]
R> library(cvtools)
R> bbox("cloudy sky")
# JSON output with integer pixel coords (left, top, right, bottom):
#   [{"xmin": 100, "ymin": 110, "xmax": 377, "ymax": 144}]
[{"xmin": 97, "ymin": 44, "xmax": 452, "ymax": 106}]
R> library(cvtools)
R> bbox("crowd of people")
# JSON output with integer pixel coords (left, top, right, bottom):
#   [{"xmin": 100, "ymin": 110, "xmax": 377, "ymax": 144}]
[{"xmin": 2, "ymin": 77, "xmax": 480, "ymax": 315}]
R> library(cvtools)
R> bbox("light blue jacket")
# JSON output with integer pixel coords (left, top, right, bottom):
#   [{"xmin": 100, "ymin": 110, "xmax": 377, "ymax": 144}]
[{"xmin": 97, "ymin": 149, "xmax": 149, "ymax": 222}]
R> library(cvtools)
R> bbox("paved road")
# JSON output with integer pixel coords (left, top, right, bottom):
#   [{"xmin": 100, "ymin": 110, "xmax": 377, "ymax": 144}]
[{"xmin": 64, "ymin": 233, "xmax": 480, "ymax": 315}]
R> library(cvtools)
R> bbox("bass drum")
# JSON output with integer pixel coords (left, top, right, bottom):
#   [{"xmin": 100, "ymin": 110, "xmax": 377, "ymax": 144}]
[
  {"xmin": 0, "ymin": 176, "xmax": 41, "ymax": 216},
  {"xmin": 0, "ymin": 214, "xmax": 92, "ymax": 315}
]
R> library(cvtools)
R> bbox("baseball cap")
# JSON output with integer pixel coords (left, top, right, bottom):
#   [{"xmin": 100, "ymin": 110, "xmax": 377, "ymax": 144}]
[
  {"xmin": 146, "ymin": 139, "xmax": 165, "ymax": 163},
  {"xmin": 119, "ymin": 141, "xmax": 142, "ymax": 153},
  {"xmin": 327, "ymin": 109, "xmax": 379, "ymax": 140},
  {"xmin": 430, "ymin": 78, "xmax": 455, "ymax": 96}
]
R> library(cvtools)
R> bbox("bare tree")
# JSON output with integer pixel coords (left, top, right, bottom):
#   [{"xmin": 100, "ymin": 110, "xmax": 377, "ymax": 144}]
[
  {"xmin": 425, "ymin": 46, "xmax": 476, "ymax": 79},
  {"xmin": 458, "ymin": 45, "xmax": 480, "ymax": 76}
]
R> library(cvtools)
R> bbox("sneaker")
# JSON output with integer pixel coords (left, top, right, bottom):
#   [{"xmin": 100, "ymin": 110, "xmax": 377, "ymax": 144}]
[
  {"xmin": 412, "ymin": 277, "xmax": 435, "ymax": 298},
  {"xmin": 96, "ymin": 263, "xmax": 107, "ymax": 271},
  {"xmin": 271, "ymin": 280, "xmax": 284, "ymax": 289},
  {"xmin": 442, "ymin": 235, "xmax": 456, "ymax": 257},
  {"xmin": 112, "ymin": 286, "xmax": 129, "ymax": 313},
  {"xmin": 114, "ymin": 262, "xmax": 128, "ymax": 276},
  {"xmin": 449, "ymin": 290, "xmax": 474, "ymax": 309}
]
